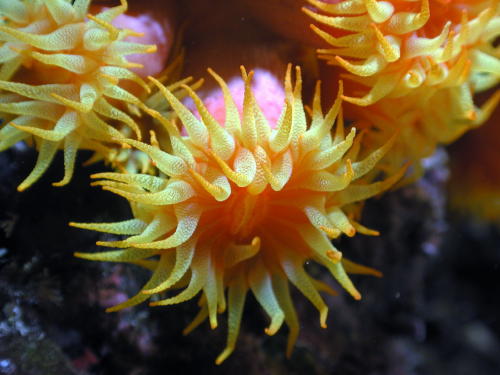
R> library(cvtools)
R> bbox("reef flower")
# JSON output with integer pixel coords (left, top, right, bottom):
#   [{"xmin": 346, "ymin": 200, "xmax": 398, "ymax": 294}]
[
  {"xmin": 71, "ymin": 65, "xmax": 404, "ymax": 363},
  {"xmin": 304, "ymin": 0, "xmax": 500, "ymax": 106},
  {"xmin": 348, "ymin": 85, "xmax": 500, "ymax": 174},
  {"xmin": 99, "ymin": 54, "xmax": 204, "ymax": 174},
  {"xmin": 305, "ymin": 0, "xmax": 500, "ymax": 172},
  {"xmin": 0, "ymin": 0, "xmax": 156, "ymax": 190}
]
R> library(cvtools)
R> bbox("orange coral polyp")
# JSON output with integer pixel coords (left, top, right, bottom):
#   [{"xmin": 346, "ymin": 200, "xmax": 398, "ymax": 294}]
[
  {"xmin": 305, "ymin": 0, "xmax": 499, "ymax": 174},
  {"xmin": 72, "ymin": 65, "xmax": 403, "ymax": 363},
  {"xmin": 0, "ymin": 0, "xmax": 156, "ymax": 190},
  {"xmin": 305, "ymin": 0, "xmax": 500, "ymax": 105}
]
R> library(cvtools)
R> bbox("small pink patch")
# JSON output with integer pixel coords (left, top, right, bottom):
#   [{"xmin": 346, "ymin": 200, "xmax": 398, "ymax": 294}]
[
  {"xmin": 96, "ymin": 266, "xmax": 128, "ymax": 308},
  {"xmin": 72, "ymin": 348, "xmax": 99, "ymax": 371},
  {"xmin": 98, "ymin": 289, "xmax": 128, "ymax": 309},
  {"xmin": 110, "ymin": 12, "xmax": 172, "ymax": 78},
  {"xmin": 185, "ymin": 69, "xmax": 286, "ymax": 133}
]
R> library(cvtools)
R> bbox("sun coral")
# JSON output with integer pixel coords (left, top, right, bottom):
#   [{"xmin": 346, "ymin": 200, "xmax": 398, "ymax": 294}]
[
  {"xmin": 305, "ymin": 0, "xmax": 500, "ymax": 172},
  {"xmin": 99, "ymin": 54, "xmax": 204, "ymax": 174},
  {"xmin": 71, "ymin": 65, "xmax": 405, "ymax": 363},
  {"xmin": 0, "ymin": 0, "xmax": 156, "ymax": 190},
  {"xmin": 305, "ymin": 0, "xmax": 499, "ymax": 105},
  {"xmin": 348, "ymin": 86, "xmax": 500, "ymax": 174}
]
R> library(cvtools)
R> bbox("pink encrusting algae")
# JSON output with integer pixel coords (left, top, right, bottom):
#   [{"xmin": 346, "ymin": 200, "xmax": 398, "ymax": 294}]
[{"xmin": 188, "ymin": 68, "xmax": 286, "ymax": 128}]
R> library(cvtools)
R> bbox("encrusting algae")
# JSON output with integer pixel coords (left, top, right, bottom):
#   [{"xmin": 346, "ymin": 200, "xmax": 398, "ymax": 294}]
[{"xmin": 71, "ymin": 65, "xmax": 405, "ymax": 364}]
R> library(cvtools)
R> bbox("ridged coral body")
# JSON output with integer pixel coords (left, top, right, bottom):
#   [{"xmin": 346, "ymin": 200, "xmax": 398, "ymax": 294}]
[
  {"xmin": 72, "ymin": 66, "xmax": 404, "ymax": 363},
  {"xmin": 449, "ymin": 110, "xmax": 500, "ymax": 221},
  {"xmin": 0, "ymin": 0, "xmax": 156, "ymax": 190}
]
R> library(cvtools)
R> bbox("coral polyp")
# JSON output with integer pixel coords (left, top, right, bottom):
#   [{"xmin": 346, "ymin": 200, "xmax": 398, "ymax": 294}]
[
  {"xmin": 305, "ymin": 0, "xmax": 499, "ymax": 105},
  {"xmin": 305, "ymin": 0, "xmax": 500, "ymax": 172},
  {"xmin": 98, "ymin": 54, "xmax": 204, "ymax": 174},
  {"xmin": 71, "ymin": 65, "xmax": 405, "ymax": 363},
  {"xmin": 348, "ymin": 85, "xmax": 500, "ymax": 175},
  {"xmin": 0, "ymin": 0, "xmax": 156, "ymax": 190}
]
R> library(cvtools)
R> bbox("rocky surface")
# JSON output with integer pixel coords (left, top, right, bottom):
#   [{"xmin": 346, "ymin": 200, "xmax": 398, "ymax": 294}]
[{"xmin": 1, "ymin": 146, "xmax": 499, "ymax": 375}]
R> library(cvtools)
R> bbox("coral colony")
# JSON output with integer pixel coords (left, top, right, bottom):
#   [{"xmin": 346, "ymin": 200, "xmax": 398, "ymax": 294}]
[{"xmin": 0, "ymin": 0, "xmax": 498, "ymax": 364}]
